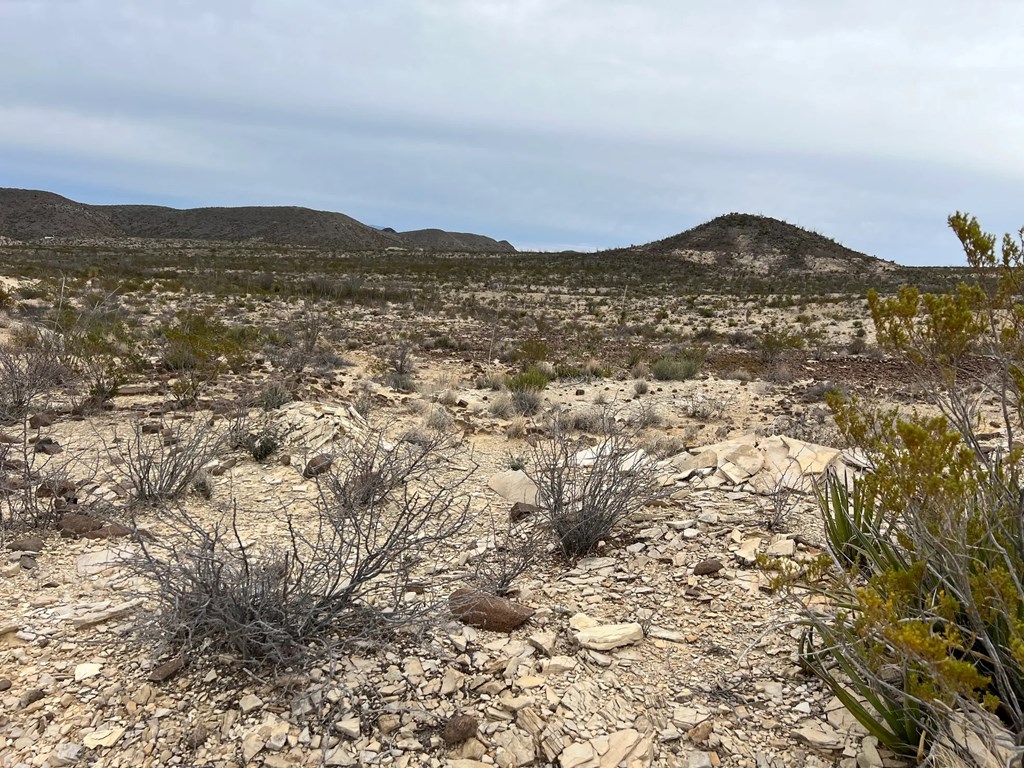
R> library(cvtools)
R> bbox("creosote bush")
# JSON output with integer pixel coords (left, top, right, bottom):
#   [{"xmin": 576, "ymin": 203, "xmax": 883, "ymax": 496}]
[
  {"xmin": 129, "ymin": 427, "xmax": 472, "ymax": 667},
  {"xmin": 787, "ymin": 214, "xmax": 1024, "ymax": 765}
]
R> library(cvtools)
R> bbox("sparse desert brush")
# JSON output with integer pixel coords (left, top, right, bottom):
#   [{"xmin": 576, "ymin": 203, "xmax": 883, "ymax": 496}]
[
  {"xmin": 511, "ymin": 389, "xmax": 543, "ymax": 416},
  {"xmin": 651, "ymin": 346, "xmax": 705, "ymax": 381},
  {"xmin": 526, "ymin": 409, "xmax": 665, "ymax": 559},
  {"xmin": 787, "ymin": 214, "xmax": 1024, "ymax": 762},
  {"xmin": 508, "ymin": 365, "xmax": 550, "ymax": 393},
  {"xmin": 488, "ymin": 391, "xmax": 514, "ymax": 418},
  {"xmin": 475, "ymin": 370, "xmax": 507, "ymax": 390},
  {"xmin": 423, "ymin": 405, "xmax": 455, "ymax": 432},
  {"xmin": 128, "ymin": 427, "xmax": 473, "ymax": 668},
  {"xmin": 633, "ymin": 379, "xmax": 649, "ymax": 396},
  {"xmin": 505, "ymin": 416, "xmax": 528, "ymax": 439}
]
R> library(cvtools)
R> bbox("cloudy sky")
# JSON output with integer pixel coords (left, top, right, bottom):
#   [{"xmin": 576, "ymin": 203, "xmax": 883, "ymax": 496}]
[{"xmin": 1, "ymin": 1, "xmax": 1021, "ymax": 263}]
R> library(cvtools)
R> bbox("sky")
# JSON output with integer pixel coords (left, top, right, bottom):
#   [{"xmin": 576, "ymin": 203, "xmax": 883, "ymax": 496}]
[{"xmin": 1, "ymin": 1, "xmax": 1021, "ymax": 264}]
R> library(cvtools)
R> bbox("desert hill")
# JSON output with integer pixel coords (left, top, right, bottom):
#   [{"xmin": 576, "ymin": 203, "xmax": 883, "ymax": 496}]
[
  {"xmin": 0, "ymin": 188, "xmax": 516, "ymax": 252},
  {"xmin": 626, "ymin": 212, "xmax": 892, "ymax": 275}
]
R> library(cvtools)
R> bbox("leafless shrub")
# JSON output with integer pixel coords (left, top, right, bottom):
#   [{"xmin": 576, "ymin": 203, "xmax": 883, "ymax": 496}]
[
  {"xmin": 112, "ymin": 417, "xmax": 224, "ymax": 503},
  {"xmin": 0, "ymin": 343, "xmax": 65, "ymax": 423},
  {"xmin": 679, "ymin": 392, "xmax": 735, "ymax": 420},
  {"xmin": 627, "ymin": 401, "xmax": 663, "ymax": 428},
  {"xmin": 526, "ymin": 410, "xmax": 666, "ymax": 559},
  {"xmin": 474, "ymin": 517, "xmax": 543, "ymax": 596},
  {"xmin": 763, "ymin": 458, "xmax": 802, "ymax": 532},
  {"xmin": 423, "ymin": 405, "xmax": 455, "ymax": 432},
  {"xmin": 380, "ymin": 342, "xmax": 416, "ymax": 391},
  {"xmin": 128, "ymin": 427, "xmax": 472, "ymax": 667},
  {"xmin": 0, "ymin": 423, "xmax": 80, "ymax": 533},
  {"xmin": 633, "ymin": 379, "xmax": 649, "ymax": 396}
]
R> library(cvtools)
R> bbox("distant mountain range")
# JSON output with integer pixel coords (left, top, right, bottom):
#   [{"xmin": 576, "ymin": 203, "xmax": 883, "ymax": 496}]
[
  {"xmin": 0, "ymin": 189, "xmax": 517, "ymax": 253},
  {"xmin": 0, "ymin": 189, "xmax": 889, "ymax": 274}
]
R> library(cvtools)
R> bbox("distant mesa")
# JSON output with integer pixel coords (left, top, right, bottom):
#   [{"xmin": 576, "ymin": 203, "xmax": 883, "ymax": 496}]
[{"xmin": 0, "ymin": 188, "xmax": 516, "ymax": 253}]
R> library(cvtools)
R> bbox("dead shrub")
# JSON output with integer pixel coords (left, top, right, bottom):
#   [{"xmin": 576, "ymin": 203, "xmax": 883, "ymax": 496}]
[
  {"xmin": 128, "ymin": 427, "xmax": 472, "ymax": 667},
  {"xmin": 526, "ymin": 410, "xmax": 665, "ymax": 559},
  {"xmin": 113, "ymin": 417, "xmax": 224, "ymax": 504}
]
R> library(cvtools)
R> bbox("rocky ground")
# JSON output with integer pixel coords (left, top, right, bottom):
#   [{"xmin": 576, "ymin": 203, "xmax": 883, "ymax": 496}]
[{"xmin": 0, "ymin": 344, "xmax": 931, "ymax": 768}]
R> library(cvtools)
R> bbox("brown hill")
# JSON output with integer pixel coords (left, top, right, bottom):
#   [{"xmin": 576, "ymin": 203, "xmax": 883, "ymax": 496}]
[
  {"xmin": 628, "ymin": 212, "xmax": 890, "ymax": 275},
  {"xmin": 0, "ymin": 188, "xmax": 515, "ymax": 252},
  {"xmin": 398, "ymin": 228, "xmax": 515, "ymax": 253}
]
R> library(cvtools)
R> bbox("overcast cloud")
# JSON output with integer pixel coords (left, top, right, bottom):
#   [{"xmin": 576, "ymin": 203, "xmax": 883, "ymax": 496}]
[{"xmin": 1, "ymin": 1, "xmax": 1021, "ymax": 263}]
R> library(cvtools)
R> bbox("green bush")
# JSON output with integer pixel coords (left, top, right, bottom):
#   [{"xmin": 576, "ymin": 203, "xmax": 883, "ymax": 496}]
[
  {"xmin": 650, "ymin": 347, "xmax": 705, "ymax": 381},
  {"xmin": 787, "ymin": 214, "xmax": 1024, "ymax": 763},
  {"xmin": 508, "ymin": 366, "xmax": 550, "ymax": 393}
]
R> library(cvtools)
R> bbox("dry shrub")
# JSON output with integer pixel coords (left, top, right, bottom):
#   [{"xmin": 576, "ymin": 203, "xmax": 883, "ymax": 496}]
[
  {"xmin": 526, "ymin": 409, "xmax": 665, "ymax": 559},
  {"xmin": 129, "ymin": 427, "xmax": 472, "ymax": 667}
]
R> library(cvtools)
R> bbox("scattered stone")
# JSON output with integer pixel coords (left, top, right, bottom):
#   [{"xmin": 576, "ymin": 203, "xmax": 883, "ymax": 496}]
[
  {"xmin": 302, "ymin": 453, "xmax": 334, "ymax": 478},
  {"xmin": 692, "ymin": 558, "xmax": 724, "ymax": 576},
  {"xmin": 793, "ymin": 720, "xmax": 844, "ymax": 750},
  {"xmin": 442, "ymin": 714, "xmax": 479, "ymax": 745},
  {"xmin": 72, "ymin": 598, "xmax": 143, "ymax": 629},
  {"xmin": 574, "ymin": 622, "xmax": 644, "ymax": 651},
  {"xmin": 0, "ymin": 678, "xmax": 11, "ymax": 691},
  {"xmin": 48, "ymin": 743, "xmax": 83, "ymax": 766},
  {"xmin": 74, "ymin": 663, "xmax": 101, "ymax": 681},
  {"xmin": 148, "ymin": 656, "xmax": 185, "ymax": 682},
  {"xmin": 766, "ymin": 537, "xmax": 796, "ymax": 557},
  {"xmin": 34, "ymin": 437, "xmax": 62, "ymax": 455},
  {"xmin": 487, "ymin": 470, "xmax": 539, "ymax": 505},
  {"xmin": 510, "ymin": 501, "xmax": 542, "ymax": 522},
  {"xmin": 60, "ymin": 513, "xmax": 105, "ymax": 538},
  {"xmin": 239, "ymin": 693, "xmax": 264, "ymax": 714},
  {"xmin": 19, "ymin": 688, "xmax": 45, "ymax": 708},
  {"xmin": 186, "ymin": 725, "xmax": 210, "ymax": 750},
  {"xmin": 449, "ymin": 588, "xmax": 534, "ymax": 633},
  {"xmin": 7, "ymin": 535, "xmax": 44, "ymax": 552}
]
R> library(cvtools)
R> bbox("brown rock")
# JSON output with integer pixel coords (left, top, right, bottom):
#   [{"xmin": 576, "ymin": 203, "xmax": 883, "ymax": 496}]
[
  {"xmin": 449, "ymin": 588, "xmax": 534, "ymax": 633},
  {"xmin": 34, "ymin": 438, "xmax": 62, "ymax": 455},
  {"xmin": 149, "ymin": 656, "xmax": 185, "ymax": 683},
  {"xmin": 36, "ymin": 478, "xmax": 78, "ymax": 499},
  {"xmin": 0, "ymin": 678, "xmax": 11, "ymax": 691},
  {"xmin": 29, "ymin": 413, "xmax": 54, "ymax": 429},
  {"xmin": 693, "ymin": 559, "xmax": 724, "ymax": 576},
  {"xmin": 303, "ymin": 454, "xmax": 333, "ymax": 479},
  {"xmin": 82, "ymin": 522, "xmax": 134, "ymax": 540},
  {"xmin": 19, "ymin": 555, "xmax": 35, "ymax": 570},
  {"xmin": 442, "ymin": 714, "xmax": 479, "ymax": 746},
  {"xmin": 19, "ymin": 688, "xmax": 45, "ymax": 708},
  {"xmin": 187, "ymin": 725, "xmax": 210, "ymax": 750},
  {"xmin": 7, "ymin": 535, "xmax": 44, "ymax": 552},
  {"xmin": 509, "ymin": 501, "xmax": 542, "ymax": 523},
  {"xmin": 59, "ymin": 513, "xmax": 105, "ymax": 537}
]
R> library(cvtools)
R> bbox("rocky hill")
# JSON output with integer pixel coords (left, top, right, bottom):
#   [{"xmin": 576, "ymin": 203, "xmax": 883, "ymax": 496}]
[
  {"xmin": 0, "ymin": 188, "xmax": 516, "ymax": 253},
  {"xmin": 627, "ymin": 213, "xmax": 892, "ymax": 275}
]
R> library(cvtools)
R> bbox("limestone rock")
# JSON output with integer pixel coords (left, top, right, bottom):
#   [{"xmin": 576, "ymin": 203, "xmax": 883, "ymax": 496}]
[
  {"xmin": 574, "ymin": 622, "xmax": 644, "ymax": 651},
  {"xmin": 488, "ymin": 470, "xmax": 540, "ymax": 505}
]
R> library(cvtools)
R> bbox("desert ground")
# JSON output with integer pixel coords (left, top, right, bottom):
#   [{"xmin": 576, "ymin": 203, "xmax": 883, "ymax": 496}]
[{"xmin": 0, "ymin": 235, "xmax": 989, "ymax": 768}]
